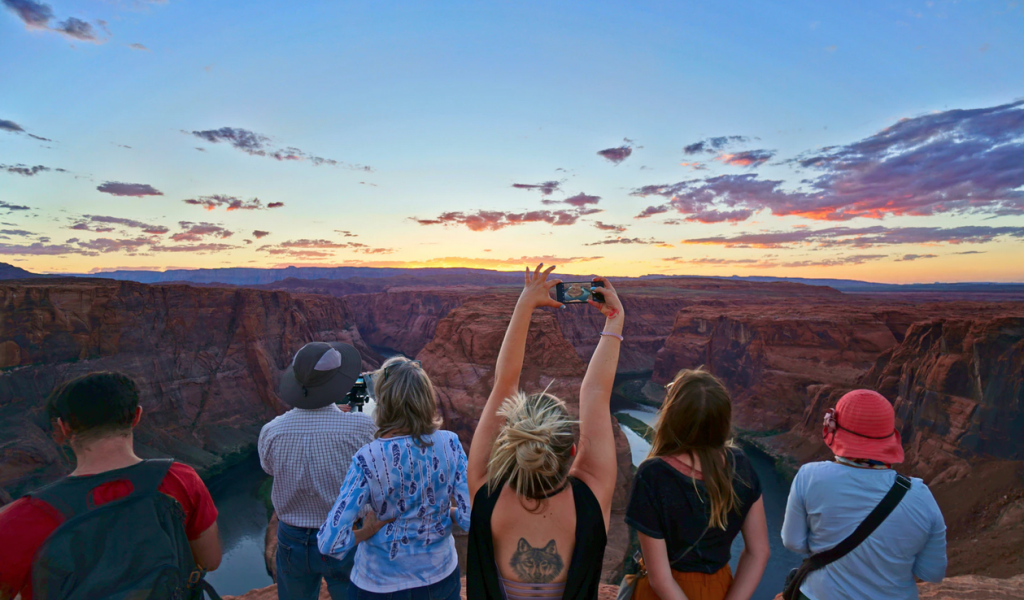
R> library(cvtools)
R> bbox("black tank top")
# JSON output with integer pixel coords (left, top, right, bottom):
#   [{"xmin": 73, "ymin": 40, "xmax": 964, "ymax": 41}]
[{"xmin": 466, "ymin": 476, "xmax": 608, "ymax": 600}]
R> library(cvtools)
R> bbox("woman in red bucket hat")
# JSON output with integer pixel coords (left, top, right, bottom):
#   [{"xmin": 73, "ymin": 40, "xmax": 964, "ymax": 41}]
[{"xmin": 780, "ymin": 390, "xmax": 947, "ymax": 600}]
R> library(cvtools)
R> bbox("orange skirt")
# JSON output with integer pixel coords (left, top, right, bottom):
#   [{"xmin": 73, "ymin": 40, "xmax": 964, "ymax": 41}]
[{"xmin": 632, "ymin": 565, "xmax": 733, "ymax": 600}]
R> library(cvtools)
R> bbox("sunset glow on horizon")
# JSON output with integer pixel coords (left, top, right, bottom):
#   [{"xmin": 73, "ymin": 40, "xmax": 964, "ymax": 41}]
[{"xmin": 2, "ymin": 1, "xmax": 1023, "ymax": 283}]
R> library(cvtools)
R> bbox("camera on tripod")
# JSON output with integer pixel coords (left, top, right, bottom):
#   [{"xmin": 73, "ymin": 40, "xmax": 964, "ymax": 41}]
[{"xmin": 343, "ymin": 372, "xmax": 375, "ymax": 412}]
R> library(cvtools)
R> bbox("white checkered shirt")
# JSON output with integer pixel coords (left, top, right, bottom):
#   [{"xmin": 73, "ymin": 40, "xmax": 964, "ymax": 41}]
[{"xmin": 258, "ymin": 404, "xmax": 377, "ymax": 528}]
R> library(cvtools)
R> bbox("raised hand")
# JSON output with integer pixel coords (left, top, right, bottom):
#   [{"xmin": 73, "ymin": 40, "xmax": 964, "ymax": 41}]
[
  {"xmin": 519, "ymin": 263, "xmax": 563, "ymax": 310},
  {"xmin": 587, "ymin": 276, "xmax": 624, "ymax": 320}
]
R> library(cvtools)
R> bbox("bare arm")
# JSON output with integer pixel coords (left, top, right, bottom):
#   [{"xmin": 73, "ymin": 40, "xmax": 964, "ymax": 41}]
[
  {"xmin": 468, "ymin": 264, "xmax": 562, "ymax": 501},
  {"xmin": 190, "ymin": 522, "xmax": 222, "ymax": 571},
  {"xmin": 724, "ymin": 498, "xmax": 770, "ymax": 600},
  {"xmin": 638, "ymin": 533, "xmax": 688, "ymax": 600},
  {"xmin": 568, "ymin": 277, "xmax": 624, "ymax": 527}
]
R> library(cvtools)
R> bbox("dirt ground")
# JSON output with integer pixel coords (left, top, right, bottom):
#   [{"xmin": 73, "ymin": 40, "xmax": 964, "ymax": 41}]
[{"xmin": 930, "ymin": 460, "xmax": 1024, "ymax": 578}]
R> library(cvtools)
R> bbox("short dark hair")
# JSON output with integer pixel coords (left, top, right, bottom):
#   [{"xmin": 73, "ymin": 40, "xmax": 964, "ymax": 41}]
[{"xmin": 47, "ymin": 372, "xmax": 140, "ymax": 439}]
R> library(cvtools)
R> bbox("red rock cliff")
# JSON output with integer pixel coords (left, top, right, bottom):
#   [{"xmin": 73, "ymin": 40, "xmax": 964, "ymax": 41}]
[{"xmin": 0, "ymin": 278, "xmax": 379, "ymax": 495}]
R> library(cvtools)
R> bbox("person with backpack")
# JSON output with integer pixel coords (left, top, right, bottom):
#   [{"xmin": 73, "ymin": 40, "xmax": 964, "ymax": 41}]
[
  {"xmin": 466, "ymin": 266, "xmax": 622, "ymax": 600},
  {"xmin": 0, "ymin": 372, "xmax": 222, "ymax": 600},
  {"xmin": 780, "ymin": 389, "xmax": 947, "ymax": 600},
  {"xmin": 259, "ymin": 341, "xmax": 379, "ymax": 600},
  {"xmin": 625, "ymin": 369, "xmax": 769, "ymax": 600}
]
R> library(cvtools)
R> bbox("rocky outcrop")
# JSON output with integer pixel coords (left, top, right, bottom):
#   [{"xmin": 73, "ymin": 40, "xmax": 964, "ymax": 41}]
[
  {"xmin": 342, "ymin": 290, "xmax": 467, "ymax": 357},
  {"xmin": 0, "ymin": 278, "xmax": 379, "ymax": 495},
  {"xmin": 868, "ymin": 318, "xmax": 1024, "ymax": 482}
]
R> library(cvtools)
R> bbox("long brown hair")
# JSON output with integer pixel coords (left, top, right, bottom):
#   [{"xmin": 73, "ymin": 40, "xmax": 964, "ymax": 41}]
[{"xmin": 648, "ymin": 368, "xmax": 741, "ymax": 530}]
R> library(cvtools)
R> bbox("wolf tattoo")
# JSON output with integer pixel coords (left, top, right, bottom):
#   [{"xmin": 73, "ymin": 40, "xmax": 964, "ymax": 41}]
[{"xmin": 509, "ymin": 538, "xmax": 564, "ymax": 583}]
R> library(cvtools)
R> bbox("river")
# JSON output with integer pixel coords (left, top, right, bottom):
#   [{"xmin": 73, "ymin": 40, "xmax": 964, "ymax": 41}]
[{"xmin": 206, "ymin": 395, "xmax": 799, "ymax": 599}]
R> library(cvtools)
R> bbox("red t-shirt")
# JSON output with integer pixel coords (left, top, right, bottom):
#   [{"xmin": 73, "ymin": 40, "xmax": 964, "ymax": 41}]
[{"xmin": 0, "ymin": 462, "xmax": 218, "ymax": 600}]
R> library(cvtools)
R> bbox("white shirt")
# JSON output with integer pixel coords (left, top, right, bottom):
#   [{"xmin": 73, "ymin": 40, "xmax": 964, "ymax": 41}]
[
  {"xmin": 258, "ymin": 404, "xmax": 377, "ymax": 528},
  {"xmin": 781, "ymin": 461, "xmax": 947, "ymax": 600}
]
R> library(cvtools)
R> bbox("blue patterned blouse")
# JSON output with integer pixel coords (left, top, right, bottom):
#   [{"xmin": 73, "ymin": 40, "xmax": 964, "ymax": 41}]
[{"xmin": 317, "ymin": 430, "xmax": 472, "ymax": 593}]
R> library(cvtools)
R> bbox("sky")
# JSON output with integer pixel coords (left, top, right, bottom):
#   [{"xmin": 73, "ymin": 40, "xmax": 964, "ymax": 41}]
[{"xmin": 1, "ymin": 0, "xmax": 1023, "ymax": 282}]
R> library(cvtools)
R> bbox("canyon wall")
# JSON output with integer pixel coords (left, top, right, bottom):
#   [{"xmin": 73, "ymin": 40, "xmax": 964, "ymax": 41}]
[{"xmin": 0, "ymin": 278, "xmax": 379, "ymax": 495}]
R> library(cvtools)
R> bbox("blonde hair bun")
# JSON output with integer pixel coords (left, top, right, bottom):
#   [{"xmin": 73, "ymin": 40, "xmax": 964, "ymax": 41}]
[{"xmin": 487, "ymin": 391, "xmax": 576, "ymax": 501}]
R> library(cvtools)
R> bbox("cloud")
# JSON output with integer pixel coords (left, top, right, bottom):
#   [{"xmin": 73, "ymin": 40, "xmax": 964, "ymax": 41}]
[
  {"xmin": 597, "ymin": 144, "xmax": 633, "ymax": 165},
  {"xmin": 715, "ymin": 149, "xmax": 775, "ymax": 168},
  {"xmin": 634, "ymin": 205, "xmax": 671, "ymax": 219},
  {"xmin": 0, "ymin": 201, "xmax": 31, "ymax": 212},
  {"xmin": 542, "ymin": 192, "xmax": 601, "ymax": 207},
  {"xmin": 0, "ymin": 118, "xmax": 50, "ymax": 141},
  {"xmin": 0, "ymin": 242, "xmax": 92, "ymax": 256},
  {"xmin": 663, "ymin": 257, "xmax": 764, "ymax": 265},
  {"xmin": 954, "ymin": 250, "xmax": 986, "ymax": 255},
  {"xmin": 71, "ymin": 215, "xmax": 168, "ymax": 235},
  {"xmin": 53, "ymin": 16, "xmax": 97, "ymax": 41},
  {"xmin": 148, "ymin": 243, "xmax": 236, "ymax": 254},
  {"xmin": 358, "ymin": 247, "xmax": 395, "ymax": 254},
  {"xmin": 649, "ymin": 100, "xmax": 1024, "ymax": 223},
  {"xmin": 681, "ymin": 225, "xmax": 1024, "ymax": 249},
  {"xmin": 0, "ymin": 229, "xmax": 34, "ymax": 237},
  {"xmin": 683, "ymin": 136, "xmax": 751, "ymax": 155},
  {"xmin": 586, "ymin": 237, "xmax": 666, "ymax": 246},
  {"xmin": 279, "ymin": 239, "xmax": 367, "ymax": 249},
  {"xmin": 170, "ymin": 222, "xmax": 233, "ymax": 242},
  {"xmin": 0, "ymin": 119, "xmax": 26, "ymax": 133},
  {"xmin": 335, "ymin": 230, "xmax": 358, "ymax": 237},
  {"xmin": 182, "ymin": 194, "xmax": 281, "ymax": 211},
  {"xmin": 97, "ymin": 181, "xmax": 163, "ymax": 197},
  {"xmin": 253, "ymin": 230, "xmax": 270, "ymax": 239},
  {"xmin": 512, "ymin": 181, "xmax": 562, "ymax": 195},
  {"xmin": 1, "ymin": 164, "xmax": 65, "ymax": 176},
  {"xmin": 778, "ymin": 254, "xmax": 887, "ymax": 267},
  {"xmin": 2, "ymin": 0, "xmax": 103, "ymax": 43},
  {"xmin": 895, "ymin": 253, "xmax": 938, "ymax": 261},
  {"xmin": 77, "ymin": 236, "xmax": 152, "ymax": 253},
  {"xmin": 189, "ymin": 126, "xmax": 372, "ymax": 171},
  {"xmin": 128, "ymin": 42, "xmax": 149, "ymax": 51},
  {"xmin": 593, "ymin": 221, "xmax": 627, "ymax": 232},
  {"xmin": 415, "ymin": 207, "xmax": 600, "ymax": 231},
  {"xmin": 2, "ymin": 0, "xmax": 52, "ymax": 28},
  {"xmin": 331, "ymin": 255, "xmax": 605, "ymax": 270}
]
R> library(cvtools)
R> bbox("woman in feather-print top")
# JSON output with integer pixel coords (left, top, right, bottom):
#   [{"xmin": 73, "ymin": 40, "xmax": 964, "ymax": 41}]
[{"xmin": 318, "ymin": 357, "xmax": 471, "ymax": 599}]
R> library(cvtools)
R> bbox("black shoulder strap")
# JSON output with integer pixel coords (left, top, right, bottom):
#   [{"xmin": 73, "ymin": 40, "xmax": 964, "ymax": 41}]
[
  {"xmin": 807, "ymin": 473, "xmax": 912, "ymax": 569},
  {"xmin": 29, "ymin": 459, "xmax": 175, "ymax": 521}
]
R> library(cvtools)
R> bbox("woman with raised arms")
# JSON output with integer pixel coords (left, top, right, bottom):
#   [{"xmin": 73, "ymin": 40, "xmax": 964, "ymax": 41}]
[{"xmin": 466, "ymin": 264, "xmax": 623, "ymax": 600}]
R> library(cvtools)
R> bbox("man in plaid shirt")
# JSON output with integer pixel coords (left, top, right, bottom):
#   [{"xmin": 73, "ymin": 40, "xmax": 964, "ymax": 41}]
[{"xmin": 259, "ymin": 342, "xmax": 377, "ymax": 600}]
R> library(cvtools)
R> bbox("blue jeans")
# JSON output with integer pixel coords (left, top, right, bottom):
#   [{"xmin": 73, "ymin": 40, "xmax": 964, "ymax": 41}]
[
  {"xmin": 276, "ymin": 520, "xmax": 354, "ymax": 600},
  {"xmin": 347, "ymin": 566, "xmax": 460, "ymax": 600}
]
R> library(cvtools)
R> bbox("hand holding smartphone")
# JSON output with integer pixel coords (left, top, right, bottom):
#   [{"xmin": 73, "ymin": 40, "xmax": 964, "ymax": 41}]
[{"xmin": 556, "ymin": 281, "xmax": 605, "ymax": 304}]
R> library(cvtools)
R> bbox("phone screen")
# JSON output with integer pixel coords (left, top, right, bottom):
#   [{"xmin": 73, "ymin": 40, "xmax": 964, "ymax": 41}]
[{"xmin": 557, "ymin": 282, "xmax": 604, "ymax": 304}]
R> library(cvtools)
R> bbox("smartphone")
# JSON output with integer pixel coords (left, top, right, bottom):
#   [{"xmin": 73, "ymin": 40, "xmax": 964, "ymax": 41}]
[{"xmin": 556, "ymin": 281, "xmax": 605, "ymax": 304}]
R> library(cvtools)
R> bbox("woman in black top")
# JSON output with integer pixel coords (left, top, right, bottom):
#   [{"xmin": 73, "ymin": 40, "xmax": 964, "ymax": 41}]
[
  {"xmin": 626, "ymin": 369, "xmax": 769, "ymax": 600},
  {"xmin": 466, "ymin": 266, "xmax": 624, "ymax": 599}
]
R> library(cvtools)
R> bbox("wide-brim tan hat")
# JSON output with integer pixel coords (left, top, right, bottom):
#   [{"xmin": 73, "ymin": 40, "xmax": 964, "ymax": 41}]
[{"xmin": 279, "ymin": 342, "xmax": 362, "ymax": 409}]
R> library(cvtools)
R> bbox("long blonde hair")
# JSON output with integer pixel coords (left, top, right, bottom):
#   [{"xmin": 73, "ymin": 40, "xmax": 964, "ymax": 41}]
[
  {"xmin": 487, "ymin": 390, "xmax": 576, "ymax": 506},
  {"xmin": 372, "ymin": 356, "xmax": 442, "ymax": 446},
  {"xmin": 649, "ymin": 368, "xmax": 741, "ymax": 530}
]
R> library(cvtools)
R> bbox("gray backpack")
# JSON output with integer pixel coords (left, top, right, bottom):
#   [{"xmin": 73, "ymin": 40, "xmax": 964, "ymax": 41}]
[{"xmin": 28, "ymin": 459, "xmax": 220, "ymax": 600}]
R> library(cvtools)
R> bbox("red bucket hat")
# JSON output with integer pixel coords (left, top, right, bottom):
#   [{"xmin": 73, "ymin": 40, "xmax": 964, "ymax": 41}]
[{"xmin": 823, "ymin": 389, "xmax": 904, "ymax": 464}]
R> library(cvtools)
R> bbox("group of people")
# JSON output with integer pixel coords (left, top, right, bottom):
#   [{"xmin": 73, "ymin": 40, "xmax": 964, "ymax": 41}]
[{"xmin": 0, "ymin": 264, "xmax": 948, "ymax": 600}]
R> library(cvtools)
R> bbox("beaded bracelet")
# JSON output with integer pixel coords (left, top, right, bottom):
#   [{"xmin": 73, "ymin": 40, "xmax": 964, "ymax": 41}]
[{"xmin": 600, "ymin": 331, "xmax": 624, "ymax": 341}]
